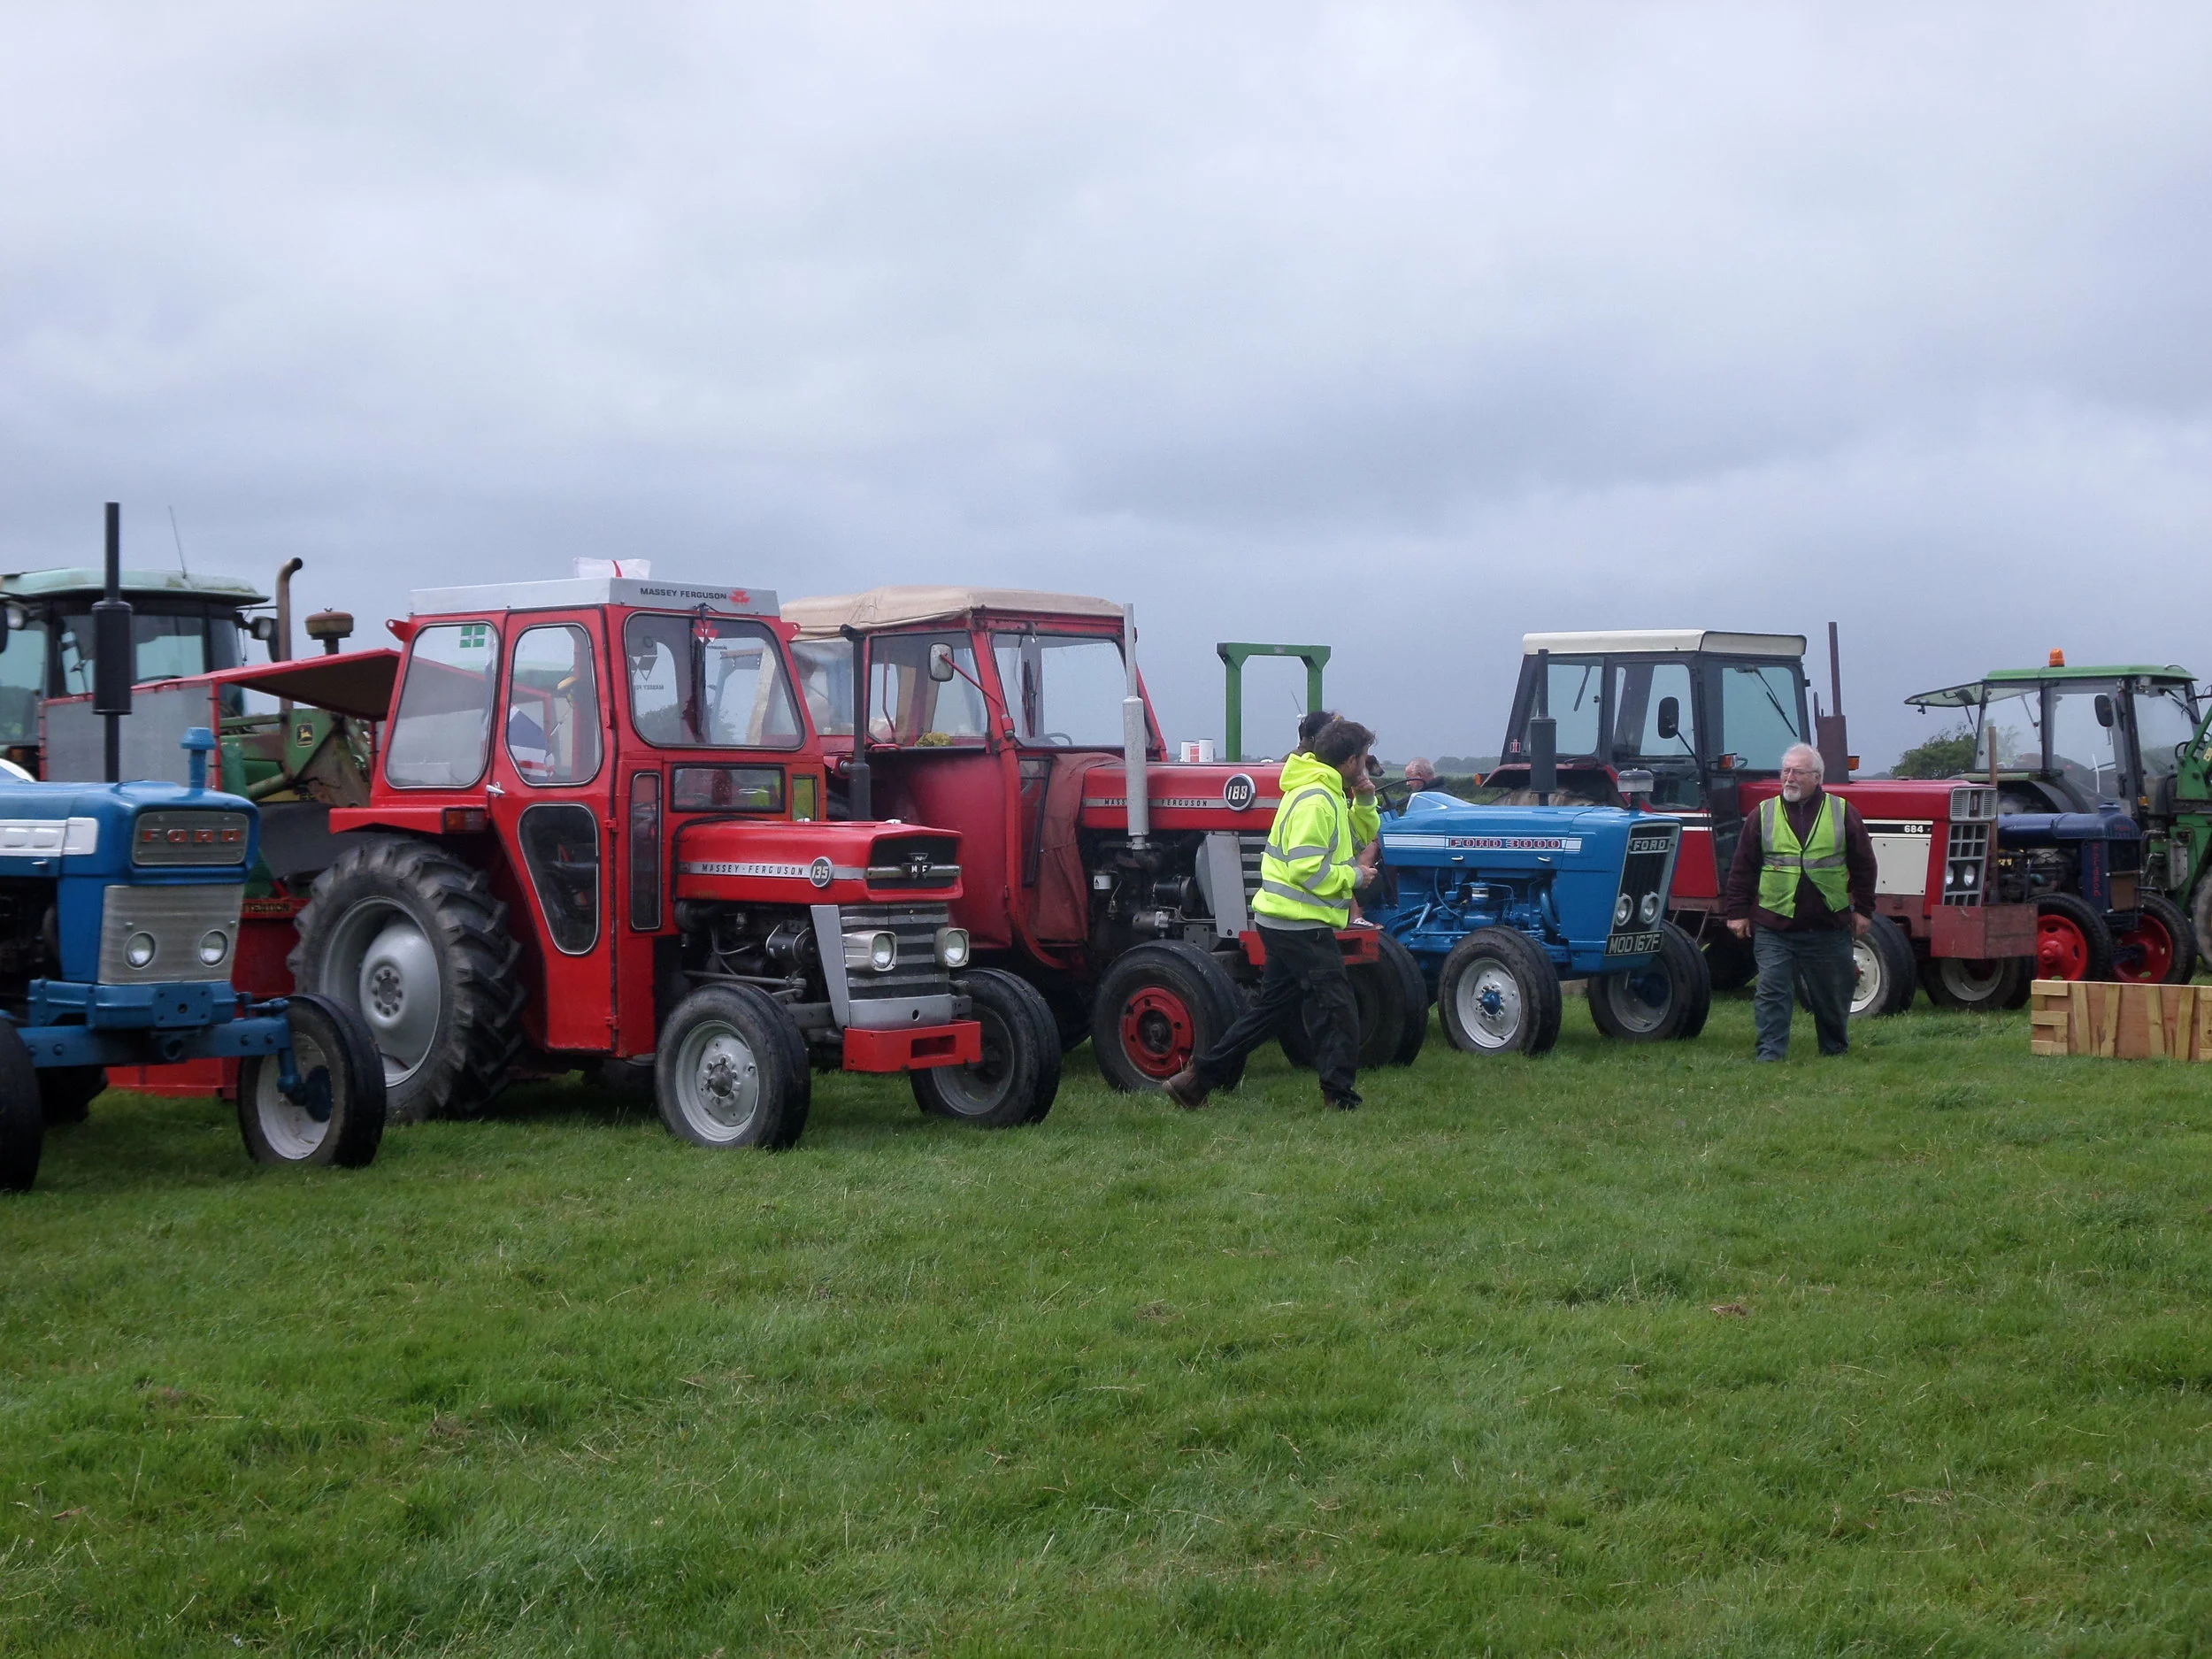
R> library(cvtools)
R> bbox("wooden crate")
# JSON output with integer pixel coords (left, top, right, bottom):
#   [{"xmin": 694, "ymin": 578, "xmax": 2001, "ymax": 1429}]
[{"xmin": 2029, "ymin": 979, "xmax": 2212, "ymax": 1060}]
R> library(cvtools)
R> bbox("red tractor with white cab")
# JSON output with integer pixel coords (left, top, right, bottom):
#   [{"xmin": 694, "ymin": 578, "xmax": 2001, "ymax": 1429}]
[
  {"xmin": 780, "ymin": 588, "xmax": 1430, "ymax": 1090},
  {"xmin": 1482, "ymin": 630, "xmax": 2038, "ymax": 1015},
  {"xmin": 45, "ymin": 574, "xmax": 1059, "ymax": 1145}
]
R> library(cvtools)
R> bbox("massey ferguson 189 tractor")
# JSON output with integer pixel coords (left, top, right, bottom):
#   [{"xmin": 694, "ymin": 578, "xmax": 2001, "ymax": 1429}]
[
  {"xmin": 47, "ymin": 575, "xmax": 1058, "ymax": 1148},
  {"xmin": 782, "ymin": 588, "xmax": 1703, "ymax": 1085},
  {"xmin": 1905, "ymin": 659, "xmax": 2200, "ymax": 985},
  {"xmin": 1482, "ymin": 631, "xmax": 2037, "ymax": 1016}
]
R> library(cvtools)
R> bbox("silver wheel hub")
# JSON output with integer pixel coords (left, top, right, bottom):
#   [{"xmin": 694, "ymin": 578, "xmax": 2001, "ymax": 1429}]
[
  {"xmin": 252, "ymin": 1025, "xmax": 330, "ymax": 1162},
  {"xmin": 673, "ymin": 1024, "xmax": 761, "ymax": 1141},
  {"xmin": 1457, "ymin": 964, "xmax": 1522, "ymax": 1048},
  {"xmin": 324, "ymin": 900, "xmax": 442, "ymax": 1087}
]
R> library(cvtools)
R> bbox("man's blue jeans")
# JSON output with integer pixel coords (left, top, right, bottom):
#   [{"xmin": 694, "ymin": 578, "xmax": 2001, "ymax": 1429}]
[{"xmin": 1751, "ymin": 926, "xmax": 1855, "ymax": 1060}]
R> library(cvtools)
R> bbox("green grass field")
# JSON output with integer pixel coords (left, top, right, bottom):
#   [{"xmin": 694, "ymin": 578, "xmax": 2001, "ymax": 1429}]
[{"xmin": 4, "ymin": 995, "xmax": 2210, "ymax": 1655}]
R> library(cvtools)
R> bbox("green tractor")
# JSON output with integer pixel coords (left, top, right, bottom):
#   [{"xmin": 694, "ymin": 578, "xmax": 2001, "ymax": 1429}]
[{"xmin": 1904, "ymin": 656, "xmax": 2212, "ymax": 970}]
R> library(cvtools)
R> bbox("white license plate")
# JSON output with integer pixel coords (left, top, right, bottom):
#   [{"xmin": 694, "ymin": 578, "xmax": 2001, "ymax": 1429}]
[{"xmin": 1606, "ymin": 931, "xmax": 1663, "ymax": 956}]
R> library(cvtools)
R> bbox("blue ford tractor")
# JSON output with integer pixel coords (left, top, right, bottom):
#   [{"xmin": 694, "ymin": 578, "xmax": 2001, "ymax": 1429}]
[
  {"xmin": 1368, "ymin": 779, "xmax": 1706, "ymax": 1055},
  {"xmin": 0, "ymin": 727, "xmax": 386, "ymax": 1191}
]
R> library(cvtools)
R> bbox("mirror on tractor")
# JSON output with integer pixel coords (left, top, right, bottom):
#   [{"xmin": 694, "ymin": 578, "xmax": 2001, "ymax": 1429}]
[
  {"xmin": 927, "ymin": 641, "xmax": 957, "ymax": 683},
  {"xmin": 1655, "ymin": 696, "xmax": 1680, "ymax": 741},
  {"xmin": 2094, "ymin": 693, "xmax": 2115, "ymax": 728}
]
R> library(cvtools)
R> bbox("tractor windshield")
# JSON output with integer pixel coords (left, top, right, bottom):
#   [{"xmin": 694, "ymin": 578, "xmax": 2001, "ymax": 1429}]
[
  {"xmin": 623, "ymin": 613, "xmax": 803, "ymax": 749},
  {"xmin": 2045, "ymin": 684, "xmax": 2125, "ymax": 802},
  {"xmin": 1530, "ymin": 657, "xmax": 1604, "ymax": 755},
  {"xmin": 0, "ymin": 617, "xmax": 45, "ymax": 748},
  {"xmin": 2134, "ymin": 684, "xmax": 2199, "ymax": 781},
  {"xmin": 989, "ymin": 633, "xmax": 1125, "ymax": 748},
  {"xmin": 1711, "ymin": 661, "xmax": 1805, "ymax": 772}
]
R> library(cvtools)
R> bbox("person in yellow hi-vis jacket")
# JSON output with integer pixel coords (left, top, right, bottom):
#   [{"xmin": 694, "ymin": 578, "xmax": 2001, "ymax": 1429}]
[{"xmin": 1166, "ymin": 718, "xmax": 1379, "ymax": 1111}]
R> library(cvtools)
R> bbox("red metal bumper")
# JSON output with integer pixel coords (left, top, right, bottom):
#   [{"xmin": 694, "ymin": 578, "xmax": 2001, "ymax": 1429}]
[
  {"xmin": 842, "ymin": 1021, "xmax": 982, "ymax": 1072},
  {"xmin": 1928, "ymin": 902, "xmax": 2037, "ymax": 959},
  {"xmin": 1240, "ymin": 927, "xmax": 1383, "ymax": 969}
]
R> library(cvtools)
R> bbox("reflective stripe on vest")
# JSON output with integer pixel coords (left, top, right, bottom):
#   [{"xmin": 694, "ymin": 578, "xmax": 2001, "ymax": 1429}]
[
  {"xmin": 1255, "ymin": 783, "xmax": 1354, "ymax": 924},
  {"xmin": 1756, "ymin": 793, "xmax": 1849, "ymax": 918}
]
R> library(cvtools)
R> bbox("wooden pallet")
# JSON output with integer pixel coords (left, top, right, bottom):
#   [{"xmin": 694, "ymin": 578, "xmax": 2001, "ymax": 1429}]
[{"xmin": 2029, "ymin": 979, "xmax": 2212, "ymax": 1060}]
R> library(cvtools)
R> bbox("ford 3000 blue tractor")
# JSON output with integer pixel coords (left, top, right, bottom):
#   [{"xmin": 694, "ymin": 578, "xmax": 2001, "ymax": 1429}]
[
  {"xmin": 0, "ymin": 729, "xmax": 386, "ymax": 1192},
  {"xmin": 1370, "ymin": 780, "xmax": 1707, "ymax": 1056}
]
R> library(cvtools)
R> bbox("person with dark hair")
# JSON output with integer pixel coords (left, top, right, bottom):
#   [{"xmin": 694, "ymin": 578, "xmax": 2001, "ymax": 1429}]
[{"xmin": 1167, "ymin": 716, "xmax": 1379, "ymax": 1112}]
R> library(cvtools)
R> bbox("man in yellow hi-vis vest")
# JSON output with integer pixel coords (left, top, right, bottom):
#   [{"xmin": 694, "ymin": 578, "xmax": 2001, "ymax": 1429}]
[
  {"xmin": 1166, "ymin": 717, "xmax": 1379, "ymax": 1110},
  {"xmin": 1721, "ymin": 742, "xmax": 1878, "ymax": 1060}
]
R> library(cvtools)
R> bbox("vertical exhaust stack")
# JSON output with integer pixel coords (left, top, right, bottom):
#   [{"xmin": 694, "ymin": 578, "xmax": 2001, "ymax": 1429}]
[
  {"xmin": 1816, "ymin": 619, "xmax": 1850, "ymax": 781},
  {"xmin": 1122, "ymin": 603, "xmax": 1148, "ymax": 849},
  {"xmin": 272, "ymin": 558, "xmax": 305, "ymax": 662},
  {"xmin": 92, "ymin": 503, "xmax": 134, "ymax": 783},
  {"xmin": 840, "ymin": 623, "xmax": 872, "ymax": 822},
  {"xmin": 1528, "ymin": 646, "xmax": 1557, "ymax": 808}
]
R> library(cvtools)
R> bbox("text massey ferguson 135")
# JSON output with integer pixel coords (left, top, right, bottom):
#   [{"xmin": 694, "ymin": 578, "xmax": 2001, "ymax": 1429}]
[
  {"xmin": 48, "ymin": 575, "xmax": 1060, "ymax": 1147},
  {"xmin": 1482, "ymin": 631, "xmax": 2036, "ymax": 1015}
]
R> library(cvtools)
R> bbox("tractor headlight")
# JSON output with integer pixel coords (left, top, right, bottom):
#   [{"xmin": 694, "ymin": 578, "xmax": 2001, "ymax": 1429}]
[
  {"xmin": 125, "ymin": 932, "xmax": 157, "ymax": 969},
  {"xmin": 935, "ymin": 926, "xmax": 971, "ymax": 969},
  {"xmin": 197, "ymin": 929, "xmax": 231, "ymax": 966},
  {"xmin": 1614, "ymin": 895, "xmax": 1634, "ymax": 928},
  {"xmin": 843, "ymin": 930, "xmax": 898, "ymax": 973},
  {"xmin": 1639, "ymin": 892, "xmax": 1662, "ymax": 924}
]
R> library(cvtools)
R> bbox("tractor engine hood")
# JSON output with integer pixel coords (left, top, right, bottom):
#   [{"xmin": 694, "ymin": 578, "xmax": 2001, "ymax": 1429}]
[
  {"xmin": 1378, "ymin": 794, "xmax": 1668, "ymax": 872},
  {"xmin": 672, "ymin": 820, "xmax": 963, "ymax": 905},
  {"xmin": 1994, "ymin": 804, "xmax": 2141, "ymax": 848},
  {"xmin": 1076, "ymin": 761, "xmax": 1285, "ymax": 833}
]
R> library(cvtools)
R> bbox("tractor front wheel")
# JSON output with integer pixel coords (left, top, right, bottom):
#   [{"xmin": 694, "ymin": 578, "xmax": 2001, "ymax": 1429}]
[
  {"xmin": 0, "ymin": 1024, "xmax": 42, "ymax": 1193},
  {"xmin": 1588, "ymin": 921, "xmax": 1711, "ymax": 1042},
  {"xmin": 1091, "ymin": 942, "xmax": 1244, "ymax": 1094},
  {"xmin": 912, "ymin": 969, "xmax": 1059, "ymax": 1126},
  {"xmin": 237, "ymin": 994, "xmax": 388, "ymax": 1168},
  {"xmin": 290, "ymin": 837, "xmax": 526, "ymax": 1124},
  {"xmin": 2035, "ymin": 893, "xmax": 2115, "ymax": 983},
  {"xmin": 1848, "ymin": 915, "xmax": 1917, "ymax": 1018},
  {"xmin": 1919, "ymin": 956, "xmax": 2029, "ymax": 1010},
  {"xmin": 655, "ymin": 984, "xmax": 810, "ymax": 1149},
  {"xmin": 2111, "ymin": 893, "xmax": 2197, "ymax": 985},
  {"xmin": 37, "ymin": 1066, "xmax": 106, "ymax": 1127},
  {"xmin": 1438, "ymin": 928, "xmax": 1562, "ymax": 1056}
]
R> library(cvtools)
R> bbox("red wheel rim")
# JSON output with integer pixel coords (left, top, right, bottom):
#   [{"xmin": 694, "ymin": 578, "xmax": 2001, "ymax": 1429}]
[
  {"xmin": 2110, "ymin": 913, "xmax": 2174, "ymax": 984},
  {"xmin": 2036, "ymin": 914, "xmax": 2092, "ymax": 980},
  {"xmin": 1118, "ymin": 986, "xmax": 1196, "ymax": 1079}
]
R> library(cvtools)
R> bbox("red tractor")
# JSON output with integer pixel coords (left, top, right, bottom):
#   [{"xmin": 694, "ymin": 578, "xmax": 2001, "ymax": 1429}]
[
  {"xmin": 43, "ymin": 574, "xmax": 1059, "ymax": 1144},
  {"xmin": 1483, "ymin": 630, "xmax": 2037, "ymax": 1014},
  {"xmin": 780, "ymin": 588, "xmax": 1429, "ymax": 1090}
]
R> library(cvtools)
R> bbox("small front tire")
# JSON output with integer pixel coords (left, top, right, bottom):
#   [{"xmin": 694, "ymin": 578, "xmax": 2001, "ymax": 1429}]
[
  {"xmin": 1091, "ymin": 942, "xmax": 1246, "ymax": 1094},
  {"xmin": 1848, "ymin": 915, "xmax": 1917, "ymax": 1018},
  {"xmin": 38, "ymin": 1066, "xmax": 106, "ymax": 1127},
  {"xmin": 237, "ymin": 995, "xmax": 388, "ymax": 1169},
  {"xmin": 1919, "ymin": 956, "xmax": 2028, "ymax": 1011},
  {"xmin": 2035, "ymin": 893, "xmax": 2115, "ymax": 983},
  {"xmin": 2111, "ymin": 892, "xmax": 2197, "ymax": 985},
  {"xmin": 655, "ymin": 985, "xmax": 809, "ymax": 1150},
  {"xmin": 1438, "ymin": 928, "xmax": 1562, "ymax": 1056},
  {"xmin": 912, "ymin": 968, "xmax": 1059, "ymax": 1127},
  {"xmin": 1588, "ymin": 921, "xmax": 1711, "ymax": 1042},
  {"xmin": 0, "ymin": 1023, "xmax": 42, "ymax": 1193}
]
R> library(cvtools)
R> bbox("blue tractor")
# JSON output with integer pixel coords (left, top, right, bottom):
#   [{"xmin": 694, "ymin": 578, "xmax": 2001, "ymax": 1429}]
[
  {"xmin": 1368, "ymin": 781, "xmax": 1706, "ymax": 1055},
  {"xmin": 0, "ymin": 728, "xmax": 386, "ymax": 1191}
]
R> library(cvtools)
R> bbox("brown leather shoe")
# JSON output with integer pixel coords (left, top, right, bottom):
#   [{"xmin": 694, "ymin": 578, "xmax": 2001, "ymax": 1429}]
[{"xmin": 1164, "ymin": 1066, "xmax": 1210, "ymax": 1110}]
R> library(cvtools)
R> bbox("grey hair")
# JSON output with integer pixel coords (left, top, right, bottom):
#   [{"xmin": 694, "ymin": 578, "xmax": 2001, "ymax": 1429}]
[{"xmin": 1781, "ymin": 742, "xmax": 1824, "ymax": 780}]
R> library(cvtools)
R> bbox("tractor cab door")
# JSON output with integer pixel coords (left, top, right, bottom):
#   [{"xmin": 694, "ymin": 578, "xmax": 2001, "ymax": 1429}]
[
  {"xmin": 487, "ymin": 611, "xmax": 616, "ymax": 1054},
  {"xmin": 1606, "ymin": 658, "xmax": 1705, "ymax": 810}
]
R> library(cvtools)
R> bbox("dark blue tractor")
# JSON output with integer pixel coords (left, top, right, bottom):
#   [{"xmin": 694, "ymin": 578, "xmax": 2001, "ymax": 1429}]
[
  {"xmin": 0, "ymin": 729, "xmax": 385, "ymax": 1192},
  {"xmin": 1368, "ymin": 787, "xmax": 1706, "ymax": 1055}
]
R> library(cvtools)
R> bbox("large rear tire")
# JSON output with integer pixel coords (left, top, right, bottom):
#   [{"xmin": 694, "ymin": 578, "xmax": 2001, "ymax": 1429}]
[
  {"xmin": 1919, "ymin": 956, "xmax": 2029, "ymax": 1011},
  {"xmin": 0, "ymin": 1024, "xmax": 41, "ymax": 1193},
  {"xmin": 1848, "ymin": 915, "xmax": 1917, "ymax": 1018},
  {"xmin": 37, "ymin": 1066, "xmax": 106, "ymax": 1127},
  {"xmin": 654, "ymin": 984, "xmax": 809, "ymax": 1149},
  {"xmin": 1091, "ymin": 941, "xmax": 1246, "ymax": 1094},
  {"xmin": 1588, "ymin": 921, "xmax": 1710, "ymax": 1042},
  {"xmin": 238, "ymin": 994, "xmax": 388, "ymax": 1168},
  {"xmin": 2035, "ymin": 893, "xmax": 2114, "ymax": 983},
  {"xmin": 290, "ymin": 836, "xmax": 526, "ymax": 1124},
  {"xmin": 912, "ymin": 968, "xmax": 1059, "ymax": 1126},
  {"xmin": 2111, "ymin": 892, "xmax": 2197, "ymax": 985},
  {"xmin": 1438, "ymin": 927, "xmax": 1561, "ymax": 1056},
  {"xmin": 1279, "ymin": 939, "xmax": 1416, "ymax": 1071}
]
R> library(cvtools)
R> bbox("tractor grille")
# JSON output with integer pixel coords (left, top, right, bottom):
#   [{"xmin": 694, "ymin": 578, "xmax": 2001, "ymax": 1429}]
[
  {"xmin": 839, "ymin": 902, "xmax": 956, "ymax": 1001},
  {"xmin": 1238, "ymin": 833, "xmax": 1267, "ymax": 906},
  {"xmin": 1942, "ymin": 820, "xmax": 1991, "ymax": 907}
]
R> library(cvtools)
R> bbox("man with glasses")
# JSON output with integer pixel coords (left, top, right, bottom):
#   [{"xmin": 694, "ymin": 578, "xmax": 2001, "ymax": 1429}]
[{"xmin": 1723, "ymin": 742, "xmax": 1878, "ymax": 1061}]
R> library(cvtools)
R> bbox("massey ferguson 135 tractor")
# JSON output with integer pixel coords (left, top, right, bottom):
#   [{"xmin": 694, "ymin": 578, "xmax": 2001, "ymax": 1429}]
[
  {"xmin": 48, "ymin": 575, "xmax": 1058, "ymax": 1148},
  {"xmin": 1482, "ymin": 631, "xmax": 2036, "ymax": 1016},
  {"xmin": 1905, "ymin": 659, "xmax": 2200, "ymax": 985}
]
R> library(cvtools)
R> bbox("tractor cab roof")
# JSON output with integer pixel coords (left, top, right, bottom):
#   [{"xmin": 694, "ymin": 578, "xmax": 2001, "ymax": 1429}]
[
  {"xmin": 2, "ymin": 567, "xmax": 269, "ymax": 605},
  {"xmin": 409, "ymin": 576, "xmax": 779, "ymax": 618},
  {"xmin": 1907, "ymin": 664, "xmax": 2197, "ymax": 710},
  {"xmin": 784, "ymin": 587, "xmax": 1125, "ymax": 639},
  {"xmin": 1520, "ymin": 629, "xmax": 1806, "ymax": 659}
]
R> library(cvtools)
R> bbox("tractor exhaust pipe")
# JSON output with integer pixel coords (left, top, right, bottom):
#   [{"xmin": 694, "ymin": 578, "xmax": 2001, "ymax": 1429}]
[
  {"xmin": 840, "ymin": 623, "xmax": 872, "ymax": 821},
  {"xmin": 1816, "ymin": 619, "xmax": 1850, "ymax": 780},
  {"xmin": 93, "ymin": 503, "xmax": 134, "ymax": 783},
  {"xmin": 1122, "ymin": 603, "xmax": 1149, "ymax": 849},
  {"xmin": 1528, "ymin": 647, "xmax": 1556, "ymax": 808},
  {"xmin": 272, "ymin": 557, "xmax": 305, "ymax": 663}
]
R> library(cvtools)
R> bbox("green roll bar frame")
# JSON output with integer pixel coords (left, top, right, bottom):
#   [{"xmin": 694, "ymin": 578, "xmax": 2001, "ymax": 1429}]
[{"xmin": 1217, "ymin": 641, "xmax": 1331, "ymax": 763}]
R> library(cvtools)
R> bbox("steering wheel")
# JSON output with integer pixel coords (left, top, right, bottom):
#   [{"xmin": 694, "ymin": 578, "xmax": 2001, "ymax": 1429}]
[{"xmin": 1375, "ymin": 778, "xmax": 1418, "ymax": 815}]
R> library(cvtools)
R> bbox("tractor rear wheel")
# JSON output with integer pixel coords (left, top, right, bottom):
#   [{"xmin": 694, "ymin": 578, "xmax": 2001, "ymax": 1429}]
[
  {"xmin": 1848, "ymin": 915, "xmax": 1917, "ymax": 1018},
  {"xmin": 655, "ymin": 984, "xmax": 810, "ymax": 1149},
  {"xmin": 1279, "ymin": 942, "xmax": 1417, "ymax": 1071},
  {"xmin": 1588, "ymin": 921, "xmax": 1710, "ymax": 1042},
  {"xmin": 0, "ymin": 1023, "xmax": 41, "ymax": 1193},
  {"xmin": 1091, "ymin": 942, "xmax": 1244, "ymax": 1094},
  {"xmin": 913, "ymin": 969, "xmax": 1059, "ymax": 1126},
  {"xmin": 2035, "ymin": 893, "xmax": 2114, "ymax": 983},
  {"xmin": 237, "ymin": 994, "xmax": 388, "ymax": 1168},
  {"xmin": 1919, "ymin": 956, "xmax": 2028, "ymax": 1011},
  {"xmin": 2111, "ymin": 893, "xmax": 2197, "ymax": 985},
  {"xmin": 290, "ymin": 837, "xmax": 526, "ymax": 1125},
  {"xmin": 37, "ymin": 1066, "xmax": 106, "ymax": 1126},
  {"xmin": 1438, "ymin": 928, "xmax": 1561, "ymax": 1056}
]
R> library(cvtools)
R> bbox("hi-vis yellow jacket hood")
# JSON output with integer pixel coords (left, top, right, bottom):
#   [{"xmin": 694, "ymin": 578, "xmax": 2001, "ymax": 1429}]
[{"xmin": 1254, "ymin": 752, "xmax": 1358, "ymax": 926}]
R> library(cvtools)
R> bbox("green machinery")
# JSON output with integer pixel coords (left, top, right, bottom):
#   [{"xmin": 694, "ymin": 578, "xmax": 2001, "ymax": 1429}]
[{"xmin": 1217, "ymin": 641, "xmax": 1330, "ymax": 763}]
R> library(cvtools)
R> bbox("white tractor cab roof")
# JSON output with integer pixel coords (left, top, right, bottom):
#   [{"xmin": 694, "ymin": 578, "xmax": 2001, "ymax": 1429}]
[
  {"xmin": 784, "ymin": 587, "xmax": 1125, "ymax": 639},
  {"xmin": 1522, "ymin": 630, "xmax": 1807, "ymax": 658},
  {"xmin": 410, "ymin": 576, "xmax": 780, "ymax": 617}
]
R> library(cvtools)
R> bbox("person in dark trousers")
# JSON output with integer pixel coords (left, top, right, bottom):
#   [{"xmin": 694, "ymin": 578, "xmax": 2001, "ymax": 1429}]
[
  {"xmin": 1723, "ymin": 741, "xmax": 1879, "ymax": 1060},
  {"xmin": 1166, "ymin": 717, "xmax": 1379, "ymax": 1110}
]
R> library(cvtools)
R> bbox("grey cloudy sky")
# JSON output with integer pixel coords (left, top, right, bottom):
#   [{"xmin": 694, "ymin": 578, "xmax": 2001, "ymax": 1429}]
[{"xmin": 5, "ymin": 3, "xmax": 2209, "ymax": 765}]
